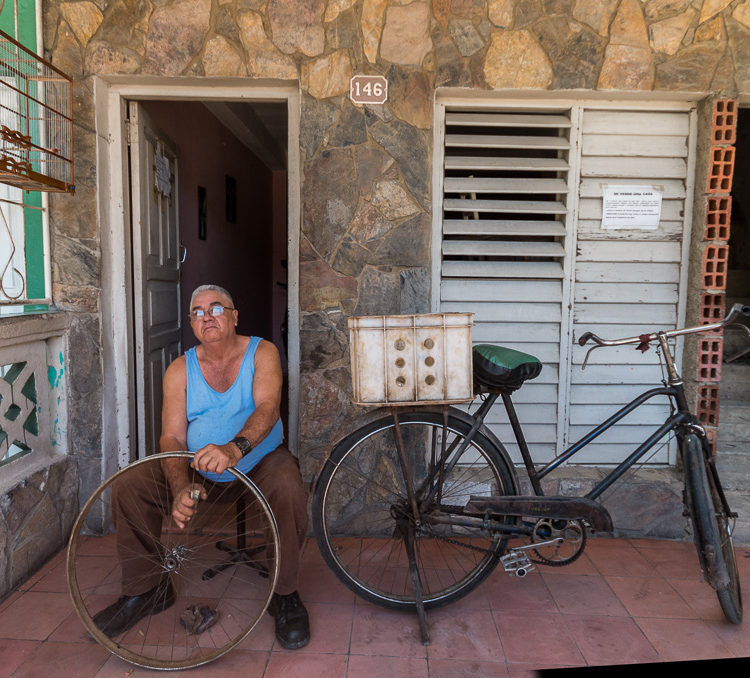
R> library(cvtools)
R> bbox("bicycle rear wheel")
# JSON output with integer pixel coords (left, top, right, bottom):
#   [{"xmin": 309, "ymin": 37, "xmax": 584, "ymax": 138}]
[
  {"xmin": 682, "ymin": 434, "xmax": 742, "ymax": 624},
  {"xmin": 312, "ymin": 410, "xmax": 518, "ymax": 610},
  {"xmin": 67, "ymin": 452, "xmax": 280, "ymax": 670}
]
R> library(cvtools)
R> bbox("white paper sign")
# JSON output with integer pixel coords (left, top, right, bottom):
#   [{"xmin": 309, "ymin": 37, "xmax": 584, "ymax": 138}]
[
  {"xmin": 601, "ymin": 185, "xmax": 662, "ymax": 230},
  {"xmin": 155, "ymin": 148, "xmax": 171, "ymax": 197}
]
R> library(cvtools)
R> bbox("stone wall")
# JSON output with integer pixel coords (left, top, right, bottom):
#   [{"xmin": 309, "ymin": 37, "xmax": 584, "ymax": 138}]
[
  {"xmin": 0, "ymin": 457, "xmax": 79, "ymax": 596},
  {"xmin": 36, "ymin": 1, "xmax": 750, "ymax": 530}
]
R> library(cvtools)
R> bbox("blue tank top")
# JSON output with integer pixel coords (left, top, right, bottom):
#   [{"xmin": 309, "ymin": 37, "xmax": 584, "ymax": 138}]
[{"xmin": 185, "ymin": 336, "xmax": 283, "ymax": 482}]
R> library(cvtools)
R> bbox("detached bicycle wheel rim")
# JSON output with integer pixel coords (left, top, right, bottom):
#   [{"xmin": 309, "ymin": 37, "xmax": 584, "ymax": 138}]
[
  {"xmin": 313, "ymin": 411, "xmax": 516, "ymax": 610},
  {"xmin": 66, "ymin": 452, "xmax": 280, "ymax": 670}
]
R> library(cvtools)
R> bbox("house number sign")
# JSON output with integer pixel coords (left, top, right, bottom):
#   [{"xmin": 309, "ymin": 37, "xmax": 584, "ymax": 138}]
[{"xmin": 350, "ymin": 75, "xmax": 388, "ymax": 105}]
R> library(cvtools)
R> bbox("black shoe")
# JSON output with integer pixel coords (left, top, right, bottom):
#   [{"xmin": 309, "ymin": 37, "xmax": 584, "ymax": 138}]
[
  {"xmin": 267, "ymin": 591, "xmax": 310, "ymax": 649},
  {"xmin": 93, "ymin": 578, "xmax": 176, "ymax": 638}
]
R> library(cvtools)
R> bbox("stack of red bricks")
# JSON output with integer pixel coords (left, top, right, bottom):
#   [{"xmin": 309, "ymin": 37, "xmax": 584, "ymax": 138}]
[{"xmin": 696, "ymin": 99, "xmax": 737, "ymax": 452}]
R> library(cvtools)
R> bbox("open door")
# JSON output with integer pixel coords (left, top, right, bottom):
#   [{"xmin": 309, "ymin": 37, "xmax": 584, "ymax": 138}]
[{"xmin": 128, "ymin": 101, "xmax": 181, "ymax": 458}]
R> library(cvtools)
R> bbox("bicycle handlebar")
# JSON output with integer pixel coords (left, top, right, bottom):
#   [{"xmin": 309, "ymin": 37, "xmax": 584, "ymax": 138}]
[{"xmin": 577, "ymin": 303, "xmax": 750, "ymax": 349}]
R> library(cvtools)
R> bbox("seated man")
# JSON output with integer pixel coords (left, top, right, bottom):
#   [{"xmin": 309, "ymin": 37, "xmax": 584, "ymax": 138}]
[{"xmin": 93, "ymin": 284, "xmax": 310, "ymax": 649}]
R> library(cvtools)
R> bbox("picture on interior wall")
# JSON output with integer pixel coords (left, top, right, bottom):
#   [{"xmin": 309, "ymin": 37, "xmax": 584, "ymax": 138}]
[
  {"xmin": 226, "ymin": 175, "xmax": 236, "ymax": 224},
  {"xmin": 198, "ymin": 186, "xmax": 207, "ymax": 240}
]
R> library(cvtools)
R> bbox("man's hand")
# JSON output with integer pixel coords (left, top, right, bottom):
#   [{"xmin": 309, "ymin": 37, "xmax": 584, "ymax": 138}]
[
  {"xmin": 172, "ymin": 483, "xmax": 207, "ymax": 529},
  {"xmin": 191, "ymin": 442, "xmax": 242, "ymax": 476}
]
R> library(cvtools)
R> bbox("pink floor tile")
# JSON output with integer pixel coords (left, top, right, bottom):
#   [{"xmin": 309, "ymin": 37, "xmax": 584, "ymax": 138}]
[
  {"xmin": 494, "ymin": 612, "xmax": 584, "ymax": 666},
  {"xmin": 541, "ymin": 573, "xmax": 628, "ymax": 617},
  {"xmin": 703, "ymin": 615, "xmax": 750, "ymax": 652},
  {"xmin": 563, "ymin": 614, "xmax": 660, "ymax": 665},
  {"xmin": 263, "ymin": 651, "xmax": 348, "ymax": 678},
  {"xmin": 0, "ymin": 591, "xmax": 21, "ymax": 614},
  {"xmin": 94, "ymin": 652, "xmax": 183, "ymax": 677},
  {"xmin": 425, "ymin": 608, "xmax": 503, "ymax": 661},
  {"xmin": 0, "ymin": 639, "xmax": 40, "ymax": 678},
  {"xmin": 29, "ymin": 557, "xmax": 70, "ymax": 593},
  {"xmin": 48, "ymin": 608, "xmax": 99, "ymax": 644},
  {"xmin": 297, "ymin": 564, "xmax": 356, "ymax": 605},
  {"xmin": 275, "ymin": 602, "xmax": 353, "ymax": 654},
  {"xmin": 234, "ymin": 609, "xmax": 277, "ymax": 652},
  {"xmin": 533, "ymin": 552, "xmax": 599, "ymax": 576},
  {"xmin": 670, "ymin": 577, "xmax": 729, "ymax": 622},
  {"xmin": 636, "ymin": 542, "xmax": 704, "ymax": 580},
  {"xmin": 0, "ymin": 591, "xmax": 75, "ymax": 640},
  {"xmin": 436, "ymin": 579, "xmax": 491, "ymax": 611},
  {"xmin": 72, "ymin": 534, "xmax": 117, "ymax": 559},
  {"xmin": 178, "ymin": 649, "xmax": 269, "ymax": 677},
  {"xmin": 11, "ymin": 640, "xmax": 110, "ymax": 678},
  {"xmin": 628, "ymin": 538, "xmax": 689, "ymax": 550},
  {"xmin": 635, "ymin": 617, "xmax": 735, "ymax": 661},
  {"xmin": 585, "ymin": 542, "xmax": 658, "ymax": 577},
  {"xmin": 604, "ymin": 576, "xmax": 696, "ymax": 619},
  {"xmin": 430, "ymin": 657, "xmax": 510, "ymax": 678},
  {"xmin": 348, "ymin": 655, "xmax": 429, "ymax": 677},
  {"xmin": 349, "ymin": 603, "xmax": 428, "ymax": 658},
  {"xmin": 19, "ymin": 549, "xmax": 66, "ymax": 588},
  {"xmin": 482, "ymin": 572, "xmax": 558, "ymax": 613},
  {"xmin": 507, "ymin": 664, "xmax": 583, "ymax": 677}
]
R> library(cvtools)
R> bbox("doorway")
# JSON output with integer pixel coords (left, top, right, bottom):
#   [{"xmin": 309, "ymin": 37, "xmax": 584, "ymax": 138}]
[
  {"xmin": 96, "ymin": 79, "xmax": 301, "ymax": 475},
  {"xmin": 129, "ymin": 99, "xmax": 289, "ymax": 458}
]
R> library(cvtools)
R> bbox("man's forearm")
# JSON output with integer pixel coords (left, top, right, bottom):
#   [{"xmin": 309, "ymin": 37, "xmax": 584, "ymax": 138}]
[
  {"xmin": 160, "ymin": 435, "xmax": 190, "ymax": 493},
  {"xmin": 235, "ymin": 401, "xmax": 279, "ymax": 448}
]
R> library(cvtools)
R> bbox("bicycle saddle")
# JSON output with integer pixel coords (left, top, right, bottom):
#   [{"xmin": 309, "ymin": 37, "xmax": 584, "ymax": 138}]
[{"xmin": 473, "ymin": 344, "xmax": 542, "ymax": 393}]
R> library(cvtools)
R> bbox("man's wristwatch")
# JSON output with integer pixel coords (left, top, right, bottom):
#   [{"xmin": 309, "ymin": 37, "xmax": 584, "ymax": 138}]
[{"xmin": 231, "ymin": 436, "xmax": 253, "ymax": 457}]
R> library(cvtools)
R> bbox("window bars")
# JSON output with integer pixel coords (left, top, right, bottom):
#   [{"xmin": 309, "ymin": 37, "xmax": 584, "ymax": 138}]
[{"xmin": 0, "ymin": 29, "xmax": 73, "ymax": 193}]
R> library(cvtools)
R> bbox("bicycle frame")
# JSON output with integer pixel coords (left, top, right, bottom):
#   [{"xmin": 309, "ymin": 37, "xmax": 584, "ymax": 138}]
[{"xmin": 498, "ymin": 385, "xmax": 693, "ymax": 501}]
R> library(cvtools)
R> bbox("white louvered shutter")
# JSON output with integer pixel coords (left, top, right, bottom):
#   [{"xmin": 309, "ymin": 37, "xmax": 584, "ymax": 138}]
[
  {"xmin": 440, "ymin": 110, "xmax": 574, "ymax": 463},
  {"xmin": 437, "ymin": 102, "xmax": 695, "ymax": 466},
  {"xmin": 569, "ymin": 109, "xmax": 691, "ymax": 463}
]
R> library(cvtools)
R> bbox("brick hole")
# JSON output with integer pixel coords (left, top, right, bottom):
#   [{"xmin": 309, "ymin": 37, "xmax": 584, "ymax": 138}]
[
  {"xmin": 712, "ymin": 99, "xmax": 737, "ymax": 145},
  {"xmin": 697, "ymin": 385, "xmax": 720, "ymax": 426},
  {"xmin": 698, "ymin": 337, "xmax": 723, "ymax": 381},
  {"xmin": 705, "ymin": 196, "xmax": 731, "ymax": 241},
  {"xmin": 707, "ymin": 147, "xmax": 735, "ymax": 193},
  {"xmin": 702, "ymin": 244, "xmax": 729, "ymax": 289},
  {"xmin": 700, "ymin": 292, "xmax": 725, "ymax": 325}
]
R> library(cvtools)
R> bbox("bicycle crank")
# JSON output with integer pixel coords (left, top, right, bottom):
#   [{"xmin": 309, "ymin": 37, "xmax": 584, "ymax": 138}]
[
  {"xmin": 499, "ymin": 536, "xmax": 564, "ymax": 577},
  {"xmin": 530, "ymin": 518, "xmax": 587, "ymax": 566}
]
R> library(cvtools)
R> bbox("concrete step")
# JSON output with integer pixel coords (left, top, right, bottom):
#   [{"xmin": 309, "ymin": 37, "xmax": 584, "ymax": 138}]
[
  {"xmin": 715, "ymin": 451, "xmax": 750, "ymax": 492},
  {"xmin": 717, "ymin": 399, "xmax": 750, "ymax": 444},
  {"xmin": 721, "ymin": 363, "xmax": 750, "ymax": 400},
  {"xmin": 725, "ymin": 488, "xmax": 750, "ymax": 546}
]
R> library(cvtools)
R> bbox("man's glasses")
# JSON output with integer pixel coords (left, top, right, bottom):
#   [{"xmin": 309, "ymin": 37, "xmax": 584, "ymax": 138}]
[{"xmin": 189, "ymin": 305, "xmax": 235, "ymax": 320}]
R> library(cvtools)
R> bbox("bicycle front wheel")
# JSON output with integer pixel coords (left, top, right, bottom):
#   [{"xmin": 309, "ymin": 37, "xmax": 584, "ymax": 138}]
[
  {"xmin": 682, "ymin": 434, "xmax": 742, "ymax": 624},
  {"xmin": 67, "ymin": 452, "xmax": 280, "ymax": 670},
  {"xmin": 312, "ymin": 410, "xmax": 518, "ymax": 610}
]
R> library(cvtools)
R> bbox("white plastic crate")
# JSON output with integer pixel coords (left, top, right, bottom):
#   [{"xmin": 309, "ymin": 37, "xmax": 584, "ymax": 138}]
[{"xmin": 348, "ymin": 313, "xmax": 474, "ymax": 405}]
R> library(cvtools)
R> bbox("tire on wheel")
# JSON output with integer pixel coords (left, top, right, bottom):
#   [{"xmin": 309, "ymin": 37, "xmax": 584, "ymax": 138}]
[
  {"xmin": 312, "ymin": 410, "xmax": 518, "ymax": 610},
  {"xmin": 682, "ymin": 434, "xmax": 742, "ymax": 624}
]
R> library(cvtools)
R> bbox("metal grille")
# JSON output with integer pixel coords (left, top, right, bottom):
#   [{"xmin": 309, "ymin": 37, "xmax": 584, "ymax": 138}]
[{"xmin": 0, "ymin": 28, "xmax": 73, "ymax": 193}]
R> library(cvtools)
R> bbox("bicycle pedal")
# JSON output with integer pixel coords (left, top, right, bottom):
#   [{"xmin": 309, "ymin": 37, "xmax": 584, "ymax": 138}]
[{"xmin": 500, "ymin": 550, "xmax": 535, "ymax": 578}]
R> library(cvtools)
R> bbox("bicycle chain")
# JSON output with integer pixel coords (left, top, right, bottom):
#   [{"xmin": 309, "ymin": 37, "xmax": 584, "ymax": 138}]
[{"xmin": 427, "ymin": 530, "xmax": 496, "ymax": 555}]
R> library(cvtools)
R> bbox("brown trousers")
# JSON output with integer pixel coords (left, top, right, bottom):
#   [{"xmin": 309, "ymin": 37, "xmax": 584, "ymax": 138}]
[{"xmin": 112, "ymin": 446, "xmax": 308, "ymax": 596}]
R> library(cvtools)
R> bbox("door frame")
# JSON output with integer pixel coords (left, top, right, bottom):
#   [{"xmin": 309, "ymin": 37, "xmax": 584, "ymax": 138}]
[{"xmin": 95, "ymin": 77, "xmax": 301, "ymax": 476}]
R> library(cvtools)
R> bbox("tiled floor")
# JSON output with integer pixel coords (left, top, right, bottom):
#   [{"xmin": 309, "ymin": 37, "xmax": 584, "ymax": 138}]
[{"xmin": 1, "ymin": 536, "xmax": 749, "ymax": 676}]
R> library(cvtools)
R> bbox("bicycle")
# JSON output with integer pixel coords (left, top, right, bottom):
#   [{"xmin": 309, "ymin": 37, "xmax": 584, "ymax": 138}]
[
  {"xmin": 312, "ymin": 305, "xmax": 748, "ymax": 643},
  {"xmin": 66, "ymin": 452, "xmax": 280, "ymax": 670}
]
